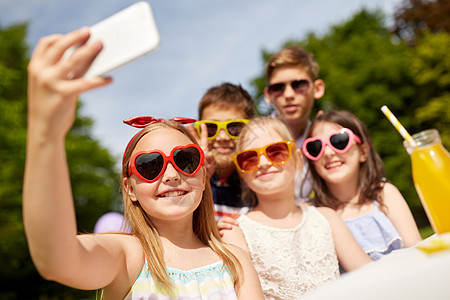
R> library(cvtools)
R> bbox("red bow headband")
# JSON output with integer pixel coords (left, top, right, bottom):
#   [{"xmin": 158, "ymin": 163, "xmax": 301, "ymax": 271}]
[
  {"xmin": 123, "ymin": 116, "xmax": 197, "ymax": 128},
  {"xmin": 122, "ymin": 116, "xmax": 197, "ymax": 165}
]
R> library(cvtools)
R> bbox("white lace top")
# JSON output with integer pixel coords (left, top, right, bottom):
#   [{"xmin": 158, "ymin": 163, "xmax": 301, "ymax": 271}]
[{"xmin": 238, "ymin": 205, "xmax": 339, "ymax": 299}]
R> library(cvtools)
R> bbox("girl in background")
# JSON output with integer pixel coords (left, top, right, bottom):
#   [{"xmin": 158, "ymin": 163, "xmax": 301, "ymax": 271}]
[
  {"xmin": 221, "ymin": 117, "xmax": 371, "ymax": 299},
  {"xmin": 302, "ymin": 110, "xmax": 421, "ymax": 260},
  {"xmin": 23, "ymin": 28, "xmax": 263, "ymax": 299}
]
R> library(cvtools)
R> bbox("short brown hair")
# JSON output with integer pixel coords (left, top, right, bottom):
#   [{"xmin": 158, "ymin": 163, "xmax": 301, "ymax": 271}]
[
  {"xmin": 198, "ymin": 82, "xmax": 254, "ymax": 119},
  {"xmin": 265, "ymin": 45, "xmax": 319, "ymax": 82}
]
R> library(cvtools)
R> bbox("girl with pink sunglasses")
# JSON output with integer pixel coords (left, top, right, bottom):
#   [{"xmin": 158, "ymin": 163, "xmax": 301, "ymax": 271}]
[
  {"xmin": 22, "ymin": 28, "xmax": 264, "ymax": 299},
  {"xmin": 303, "ymin": 110, "xmax": 421, "ymax": 261}
]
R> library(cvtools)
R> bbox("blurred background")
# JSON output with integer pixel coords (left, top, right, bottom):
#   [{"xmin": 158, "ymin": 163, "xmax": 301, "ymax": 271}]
[{"xmin": 1, "ymin": 0, "xmax": 449, "ymax": 298}]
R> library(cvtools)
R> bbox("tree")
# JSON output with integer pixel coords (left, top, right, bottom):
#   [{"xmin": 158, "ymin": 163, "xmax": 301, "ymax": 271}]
[
  {"xmin": 409, "ymin": 30, "xmax": 450, "ymax": 147},
  {"xmin": 393, "ymin": 0, "xmax": 450, "ymax": 43},
  {"xmin": 0, "ymin": 23, "xmax": 120, "ymax": 299}
]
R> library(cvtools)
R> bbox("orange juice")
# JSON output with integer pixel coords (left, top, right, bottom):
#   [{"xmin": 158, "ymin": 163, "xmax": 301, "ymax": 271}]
[{"xmin": 410, "ymin": 130, "xmax": 450, "ymax": 233}]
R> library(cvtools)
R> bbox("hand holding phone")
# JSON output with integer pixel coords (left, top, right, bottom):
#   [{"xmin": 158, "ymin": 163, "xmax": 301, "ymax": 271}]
[{"xmin": 66, "ymin": 2, "xmax": 160, "ymax": 78}]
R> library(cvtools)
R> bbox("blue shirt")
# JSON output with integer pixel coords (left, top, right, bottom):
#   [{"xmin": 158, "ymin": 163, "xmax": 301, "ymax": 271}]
[{"xmin": 345, "ymin": 201, "xmax": 403, "ymax": 260}]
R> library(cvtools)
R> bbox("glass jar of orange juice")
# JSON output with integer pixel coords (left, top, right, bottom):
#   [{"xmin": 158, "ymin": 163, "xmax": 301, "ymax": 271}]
[{"xmin": 405, "ymin": 129, "xmax": 450, "ymax": 234}]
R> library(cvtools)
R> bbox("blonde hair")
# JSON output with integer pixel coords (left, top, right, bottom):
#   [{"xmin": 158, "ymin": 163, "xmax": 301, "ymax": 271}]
[
  {"xmin": 235, "ymin": 117, "xmax": 301, "ymax": 207},
  {"xmin": 265, "ymin": 45, "xmax": 319, "ymax": 82},
  {"xmin": 121, "ymin": 121, "xmax": 242, "ymax": 293}
]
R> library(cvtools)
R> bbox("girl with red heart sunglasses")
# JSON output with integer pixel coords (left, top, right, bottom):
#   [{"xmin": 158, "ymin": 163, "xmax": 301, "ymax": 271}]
[
  {"xmin": 23, "ymin": 28, "xmax": 263, "ymax": 299},
  {"xmin": 303, "ymin": 110, "xmax": 421, "ymax": 261}
]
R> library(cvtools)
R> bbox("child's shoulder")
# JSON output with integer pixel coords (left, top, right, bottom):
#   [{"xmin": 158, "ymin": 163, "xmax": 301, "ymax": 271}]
[
  {"xmin": 224, "ymin": 243, "xmax": 248, "ymax": 258},
  {"xmin": 382, "ymin": 181, "xmax": 401, "ymax": 194},
  {"xmin": 95, "ymin": 233, "xmax": 144, "ymax": 266},
  {"xmin": 314, "ymin": 206, "xmax": 344, "ymax": 225},
  {"xmin": 381, "ymin": 182, "xmax": 404, "ymax": 203},
  {"xmin": 297, "ymin": 202, "xmax": 337, "ymax": 218},
  {"xmin": 92, "ymin": 233, "xmax": 144, "ymax": 295},
  {"xmin": 380, "ymin": 181, "xmax": 410, "ymax": 210},
  {"xmin": 98, "ymin": 232, "xmax": 141, "ymax": 245},
  {"xmin": 314, "ymin": 205, "xmax": 337, "ymax": 216}
]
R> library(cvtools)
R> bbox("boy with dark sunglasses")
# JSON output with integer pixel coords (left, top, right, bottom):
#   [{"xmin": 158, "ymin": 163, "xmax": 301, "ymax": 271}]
[
  {"xmin": 264, "ymin": 45, "xmax": 325, "ymax": 202},
  {"xmin": 189, "ymin": 82, "xmax": 254, "ymax": 219}
]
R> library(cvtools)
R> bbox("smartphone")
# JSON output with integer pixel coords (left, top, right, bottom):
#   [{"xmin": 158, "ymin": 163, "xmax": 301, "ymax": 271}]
[{"xmin": 69, "ymin": 2, "xmax": 160, "ymax": 78}]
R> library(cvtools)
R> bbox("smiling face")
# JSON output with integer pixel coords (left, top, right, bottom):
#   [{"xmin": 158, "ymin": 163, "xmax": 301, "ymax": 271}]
[
  {"xmin": 201, "ymin": 104, "xmax": 247, "ymax": 169},
  {"xmin": 124, "ymin": 127, "xmax": 206, "ymax": 223},
  {"xmin": 237, "ymin": 124, "xmax": 299, "ymax": 199},
  {"xmin": 309, "ymin": 121, "xmax": 367, "ymax": 187}
]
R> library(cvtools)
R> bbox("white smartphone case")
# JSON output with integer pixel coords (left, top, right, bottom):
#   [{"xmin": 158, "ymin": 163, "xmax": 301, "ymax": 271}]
[{"xmin": 81, "ymin": 2, "xmax": 160, "ymax": 78}]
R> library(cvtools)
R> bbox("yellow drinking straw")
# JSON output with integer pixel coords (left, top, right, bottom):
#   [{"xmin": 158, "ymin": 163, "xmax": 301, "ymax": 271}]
[{"xmin": 381, "ymin": 105, "xmax": 417, "ymax": 148}]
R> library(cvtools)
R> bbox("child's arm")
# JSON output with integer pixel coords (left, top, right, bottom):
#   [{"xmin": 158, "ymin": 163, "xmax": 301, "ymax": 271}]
[
  {"xmin": 221, "ymin": 223, "xmax": 250, "ymax": 254},
  {"xmin": 227, "ymin": 244, "xmax": 264, "ymax": 299},
  {"xmin": 317, "ymin": 207, "xmax": 372, "ymax": 272},
  {"xmin": 383, "ymin": 182, "xmax": 422, "ymax": 247},
  {"xmin": 23, "ymin": 28, "xmax": 139, "ymax": 291}
]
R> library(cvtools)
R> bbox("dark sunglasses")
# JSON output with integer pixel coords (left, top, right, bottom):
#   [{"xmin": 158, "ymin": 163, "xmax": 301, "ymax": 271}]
[
  {"xmin": 267, "ymin": 79, "xmax": 311, "ymax": 97},
  {"xmin": 302, "ymin": 128, "xmax": 362, "ymax": 161},
  {"xmin": 232, "ymin": 140, "xmax": 294, "ymax": 172},
  {"xmin": 195, "ymin": 119, "xmax": 249, "ymax": 140},
  {"xmin": 128, "ymin": 144, "xmax": 204, "ymax": 182}
]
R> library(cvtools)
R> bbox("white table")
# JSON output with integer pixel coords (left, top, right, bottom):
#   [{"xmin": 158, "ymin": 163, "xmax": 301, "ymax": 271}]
[{"xmin": 303, "ymin": 235, "xmax": 450, "ymax": 300}]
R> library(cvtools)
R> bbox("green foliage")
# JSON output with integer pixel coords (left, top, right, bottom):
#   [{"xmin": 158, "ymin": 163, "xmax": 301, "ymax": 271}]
[
  {"xmin": 250, "ymin": 9, "xmax": 450, "ymax": 228},
  {"xmin": 410, "ymin": 30, "xmax": 450, "ymax": 148},
  {"xmin": 0, "ymin": 23, "xmax": 120, "ymax": 299},
  {"xmin": 0, "ymin": 24, "xmax": 30, "ymax": 298},
  {"xmin": 419, "ymin": 226, "xmax": 435, "ymax": 239}
]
